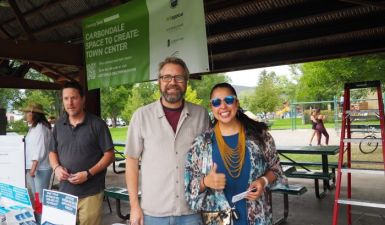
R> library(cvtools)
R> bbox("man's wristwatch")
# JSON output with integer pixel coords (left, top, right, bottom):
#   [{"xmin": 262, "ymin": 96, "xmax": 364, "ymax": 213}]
[{"xmin": 86, "ymin": 170, "xmax": 93, "ymax": 179}]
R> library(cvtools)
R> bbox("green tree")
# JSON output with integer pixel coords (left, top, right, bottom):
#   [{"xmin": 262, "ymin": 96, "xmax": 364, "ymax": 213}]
[
  {"xmin": 190, "ymin": 74, "xmax": 230, "ymax": 108},
  {"xmin": 296, "ymin": 53, "xmax": 385, "ymax": 101},
  {"xmin": 276, "ymin": 75, "xmax": 297, "ymax": 102},
  {"xmin": 0, "ymin": 88, "xmax": 21, "ymax": 109},
  {"xmin": 121, "ymin": 82, "xmax": 158, "ymax": 122},
  {"xmin": 101, "ymin": 85, "xmax": 131, "ymax": 127},
  {"xmin": 238, "ymin": 90, "xmax": 254, "ymax": 111},
  {"xmin": 249, "ymin": 70, "xmax": 280, "ymax": 115},
  {"xmin": 9, "ymin": 67, "xmax": 60, "ymax": 117},
  {"xmin": 184, "ymin": 85, "xmax": 203, "ymax": 105},
  {"xmin": 152, "ymin": 85, "xmax": 203, "ymax": 105}
]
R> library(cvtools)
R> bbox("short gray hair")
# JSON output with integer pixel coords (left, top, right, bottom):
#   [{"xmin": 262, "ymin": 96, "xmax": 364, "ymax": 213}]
[{"xmin": 158, "ymin": 57, "xmax": 190, "ymax": 79}]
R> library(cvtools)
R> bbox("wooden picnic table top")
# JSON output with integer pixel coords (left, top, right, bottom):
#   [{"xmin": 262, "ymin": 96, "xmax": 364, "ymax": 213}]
[{"xmin": 276, "ymin": 145, "xmax": 339, "ymax": 155}]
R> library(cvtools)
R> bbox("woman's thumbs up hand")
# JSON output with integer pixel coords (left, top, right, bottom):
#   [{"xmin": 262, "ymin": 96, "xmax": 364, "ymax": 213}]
[{"xmin": 205, "ymin": 163, "xmax": 226, "ymax": 190}]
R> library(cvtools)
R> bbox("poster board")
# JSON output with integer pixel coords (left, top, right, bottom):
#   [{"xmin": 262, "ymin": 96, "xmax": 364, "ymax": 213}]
[
  {"xmin": 0, "ymin": 135, "xmax": 25, "ymax": 187},
  {"xmin": 0, "ymin": 182, "xmax": 36, "ymax": 224},
  {"xmin": 41, "ymin": 189, "xmax": 78, "ymax": 225},
  {"xmin": 83, "ymin": 0, "xmax": 209, "ymax": 89}
]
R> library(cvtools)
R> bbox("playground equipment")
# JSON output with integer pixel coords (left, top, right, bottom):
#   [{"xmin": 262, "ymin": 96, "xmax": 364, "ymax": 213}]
[{"xmin": 276, "ymin": 102, "xmax": 290, "ymax": 118}]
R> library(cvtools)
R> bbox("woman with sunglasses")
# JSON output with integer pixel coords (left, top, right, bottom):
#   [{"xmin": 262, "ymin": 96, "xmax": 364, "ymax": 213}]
[{"xmin": 185, "ymin": 83, "xmax": 287, "ymax": 225}]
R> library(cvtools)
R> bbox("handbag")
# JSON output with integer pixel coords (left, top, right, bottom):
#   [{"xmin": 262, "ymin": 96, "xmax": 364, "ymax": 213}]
[{"xmin": 201, "ymin": 208, "xmax": 232, "ymax": 225}]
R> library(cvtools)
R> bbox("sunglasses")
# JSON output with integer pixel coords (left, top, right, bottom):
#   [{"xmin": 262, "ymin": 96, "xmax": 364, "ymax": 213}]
[{"xmin": 210, "ymin": 95, "xmax": 237, "ymax": 107}]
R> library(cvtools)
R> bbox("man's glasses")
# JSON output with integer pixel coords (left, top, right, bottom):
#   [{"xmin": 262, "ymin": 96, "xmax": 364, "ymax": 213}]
[
  {"xmin": 210, "ymin": 95, "xmax": 237, "ymax": 107},
  {"xmin": 159, "ymin": 75, "xmax": 186, "ymax": 83}
]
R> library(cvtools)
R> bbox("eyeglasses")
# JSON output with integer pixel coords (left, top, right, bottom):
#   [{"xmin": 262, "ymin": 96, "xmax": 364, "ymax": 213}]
[
  {"xmin": 210, "ymin": 95, "xmax": 237, "ymax": 107},
  {"xmin": 159, "ymin": 75, "xmax": 186, "ymax": 83}
]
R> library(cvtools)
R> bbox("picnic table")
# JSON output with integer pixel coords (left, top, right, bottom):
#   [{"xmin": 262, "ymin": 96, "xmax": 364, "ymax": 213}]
[
  {"xmin": 276, "ymin": 145, "xmax": 339, "ymax": 199},
  {"xmin": 113, "ymin": 142, "xmax": 126, "ymax": 174}
]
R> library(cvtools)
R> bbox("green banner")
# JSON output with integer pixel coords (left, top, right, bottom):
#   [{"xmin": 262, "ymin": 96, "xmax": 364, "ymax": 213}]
[
  {"xmin": 83, "ymin": 0, "xmax": 149, "ymax": 90},
  {"xmin": 83, "ymin": 0, "xmax": 208, "ymax": 90}
]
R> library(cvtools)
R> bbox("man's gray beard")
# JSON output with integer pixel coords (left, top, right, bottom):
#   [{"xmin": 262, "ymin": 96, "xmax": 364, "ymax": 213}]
[{"xmin": 161, "ymin": 91, "xmax": 185, "ymax": 103}]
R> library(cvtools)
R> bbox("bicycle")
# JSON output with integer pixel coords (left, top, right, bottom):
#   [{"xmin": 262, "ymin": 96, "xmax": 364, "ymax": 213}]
[{"xmin": 359, "ymin": 126, "xmax": 379, "ymax": 154}]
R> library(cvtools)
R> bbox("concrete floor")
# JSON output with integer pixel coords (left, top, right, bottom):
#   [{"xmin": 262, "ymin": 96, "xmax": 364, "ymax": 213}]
[{"xmin": 101, "ymin": 129, "xmax": 385, "ymax": 225}]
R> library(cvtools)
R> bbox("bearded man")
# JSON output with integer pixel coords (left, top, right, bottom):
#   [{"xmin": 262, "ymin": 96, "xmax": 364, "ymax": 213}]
[{"xmin": 125, "ymin": 57, "xmax": 209, "ymax": 225}]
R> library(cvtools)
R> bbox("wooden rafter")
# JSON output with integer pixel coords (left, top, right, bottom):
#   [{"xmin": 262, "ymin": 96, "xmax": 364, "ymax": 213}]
[
  {"xmin": 18, "ymin": 1, "xmax": 122, "ymax": 39},
  {"xmin": 339, "ymin": 0, "xmax": 385, "ymax": 9},
  {"xmin": 35, "ymin": 62, "xmax": 76, "ymax": 82},
  {"xmin": 8, "ymin": 0, "xmax": 35, "ymax": 40},
  {"xmin": 0, "ymin": 38, "xmax": 83, "ymax": 66},
  {"xmin": 0, "ymin": 76, "xmax": 62, "ymax": 90},
  {"xmin": 0, "ymin": 0, "xmax": 62, "ymax": 28},
  {"xmin": 28, "ymin": 63, "xmax": 59, "ymax": 81}
]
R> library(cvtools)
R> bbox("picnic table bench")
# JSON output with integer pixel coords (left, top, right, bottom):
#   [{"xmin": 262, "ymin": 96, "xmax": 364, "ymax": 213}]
[
  {"xmin": 104, "ymin": 165, "xmax": 305, "ymax": 222},
  {"xmin": 104, "ymin": 187, "xmax": 141, "ymax": 220},
  {"xmin": 280, "ymin": 161, "xmax": 339, "ymax": 184},
  {"xmin": 277, "ymin": 145, "xmax": 339, "ymax": 199},
  {"xmin": 271, "ymin": 184, "xmax": 307, "ymax": 225},
  {"xmin": 104, "ymin": 183, "xmax": 307, "ymax": 224},
  {"xmin": 270, "ymin": 165, "xmax": 307, "ymax": 224}
]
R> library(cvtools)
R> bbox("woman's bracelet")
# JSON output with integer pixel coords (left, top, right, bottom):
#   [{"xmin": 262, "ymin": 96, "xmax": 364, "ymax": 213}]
[
  {"xmin": 53, "ymin": 165, "xmax": 61, "ymax": 173},
  {"xmin": 261, "ymin": 176, "xmax": 268, "ymax": 188},
  {"xmin": 202, "ymin": 176, "xmax": 207, "ymax": 188}
]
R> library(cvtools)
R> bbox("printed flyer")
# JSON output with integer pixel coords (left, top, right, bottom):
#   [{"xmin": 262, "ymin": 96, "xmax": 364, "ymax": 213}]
[
  {"xmin": 0, "ymin": 182, "xmax": 36, "ymax": 225},
  {"xmin": 41, "ymin": 189, "xmax": 78, "ymax": 225}
]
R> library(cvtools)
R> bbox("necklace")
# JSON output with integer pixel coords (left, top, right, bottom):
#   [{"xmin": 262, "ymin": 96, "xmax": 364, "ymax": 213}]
[{"xmin": 214, "ymin": 123, "xmax": 246, "ymax": 178}]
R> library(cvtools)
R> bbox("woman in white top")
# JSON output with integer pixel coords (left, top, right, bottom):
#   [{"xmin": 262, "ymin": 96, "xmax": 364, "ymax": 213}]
[{"xmin": 23, "ymin": 103, "xmax": 52, "ymax": 201}]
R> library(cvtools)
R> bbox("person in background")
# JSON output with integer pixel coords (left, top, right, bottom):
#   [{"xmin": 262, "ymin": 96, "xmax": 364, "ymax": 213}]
[
  {"xmin": 308, "ymin": 109, "xmax": 319, "ymax": 146},
  {"xmin": 48, "ymin": 116, "xmax": 56, "ymax": 128},
  {"xmin": 125, "ymin": 57, "xmax": 210, "ymax": 225},
  {"xmin": 23, "ymin": 103, "xmax": 52, "ymax": 202},
  {"xmin": 185, "ymin": 83, "xmax": 287, "ymax": 225},
  {"xmin": 49, "ymin": 81, "xmax": 114, "ymax": 225},
  {"xmin": 315, "ymin": 108, "xmax": 329, "ymax": 146}
]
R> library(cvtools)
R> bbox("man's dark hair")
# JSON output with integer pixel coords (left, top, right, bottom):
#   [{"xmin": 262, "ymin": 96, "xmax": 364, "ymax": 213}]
[{"xmin": 63, "ymin": 81, "xmax": 84, "ymax": 97}]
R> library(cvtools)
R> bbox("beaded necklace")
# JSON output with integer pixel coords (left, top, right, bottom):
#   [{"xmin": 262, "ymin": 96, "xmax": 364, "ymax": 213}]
[{"xmin": 214, "ymin": 122, "xmax": 246, "ymax": 178}]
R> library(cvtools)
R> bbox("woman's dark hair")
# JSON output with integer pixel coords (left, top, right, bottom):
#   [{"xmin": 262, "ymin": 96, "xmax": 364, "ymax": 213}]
[
  {"xmin": 210, "ymin": 82, "xmax": 268, "ymax": 146},
  {"xmin": 31, "ymin": 112, "xmax": 51, "ymax": 130}
]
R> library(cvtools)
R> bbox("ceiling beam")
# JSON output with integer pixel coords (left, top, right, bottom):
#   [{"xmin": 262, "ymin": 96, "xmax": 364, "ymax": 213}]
[
  {"xmin": 206, "ymin": 0, "xmax": 349, "ymax": 35},
  {"xmin": 35, "ymin": 63, "xmax": 76, "ymax": 82},
  {"xmin": 0, "ymin": 39, "xmax": 83, "ymax": 66},
  {"xmin": 0, "ymin": 0, "xmax": 62, "ymax": 28},
  {"xmin": 11, "ymin": 63, "xmax": 31, "ymax": 78},
  {"xmin": 339, "ymin": 0, "xmax": 385, "ymax": 9},
  {"xmin": 28, "ymin": 63, "xmax": 59, "ymax": 81},
  {"xmin": 210, "ymin": 12, "xmax": 385, "ymax": 54},
  {"xmin": 0, "ymin": 77, "xmax": 62, "ymax": 90},
  {"xmin": 210, "ymin": 28, "xmax": 385, "ymax": 72},
  {"xmin": 8, "ymin": 0, "xmax": 35, "ymax": 40},
  {"xmin": 0, "ymin": 26, "xmax": 13, "ymax": 38},
  {"xmin": 18, "ymin": 1, "xmax": 123, "ymax": 39}
]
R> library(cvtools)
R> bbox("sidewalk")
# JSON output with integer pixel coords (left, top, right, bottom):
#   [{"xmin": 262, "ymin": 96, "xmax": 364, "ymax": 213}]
[{"xmin": 270, "ymin": 128, "xmax": 340, "ymax": 146}]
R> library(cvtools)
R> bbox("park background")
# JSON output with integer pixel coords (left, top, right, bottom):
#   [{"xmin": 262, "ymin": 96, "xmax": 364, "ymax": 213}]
[{"xmin": 3, "ymin": 53, "xmax": 385, "ymax": 133}]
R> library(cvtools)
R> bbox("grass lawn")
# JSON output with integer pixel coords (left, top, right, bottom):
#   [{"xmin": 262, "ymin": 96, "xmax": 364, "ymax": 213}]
[
  {"xmin": 110, "ymin": 127, "xmax": 127, "ymax": 142},
  {"xmin": 109, "ymin": 121, "xmax": 381, "ymax": 168},
  {"xmin": 270, "ymin": 118, "xmax": 334, "ymax": 130},
  {"xmin": 110, "ymin": 127, "xmax": 127, "ymax": 157}
]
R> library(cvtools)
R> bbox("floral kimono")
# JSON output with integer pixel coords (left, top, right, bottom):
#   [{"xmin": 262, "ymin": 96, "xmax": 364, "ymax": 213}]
[{"xmin": 184, "ymin": 128, "xmax": 288, "ymax": 225}]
